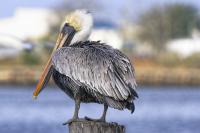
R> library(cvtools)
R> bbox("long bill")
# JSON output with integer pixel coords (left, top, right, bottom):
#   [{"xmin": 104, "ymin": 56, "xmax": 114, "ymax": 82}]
[{"xmin": 33, "ymin": 23, "xmax": 76, "ymax": 99}]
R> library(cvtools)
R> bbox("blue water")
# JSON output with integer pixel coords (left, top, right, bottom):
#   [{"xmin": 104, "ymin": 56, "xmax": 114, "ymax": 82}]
[{"xmin": 0, "ymin": 85, "xmax": 200, "ymax": 133}]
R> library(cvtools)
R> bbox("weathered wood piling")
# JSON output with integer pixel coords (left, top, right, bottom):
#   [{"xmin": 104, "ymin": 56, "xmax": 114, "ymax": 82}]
[{"xmin": 68, "ymin": 121, "xmax": 125, "ymax": 133}]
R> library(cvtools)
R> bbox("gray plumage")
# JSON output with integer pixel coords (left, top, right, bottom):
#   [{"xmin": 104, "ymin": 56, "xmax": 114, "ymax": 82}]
[{"xmin": 52, "ymin": 41, "xmax": 138, "ymax": 113}]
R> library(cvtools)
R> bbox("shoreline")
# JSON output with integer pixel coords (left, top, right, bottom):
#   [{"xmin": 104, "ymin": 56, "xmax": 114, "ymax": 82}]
[{"xmin": 0, "ymin": 65, "xmax": 200, "ymax": 86}]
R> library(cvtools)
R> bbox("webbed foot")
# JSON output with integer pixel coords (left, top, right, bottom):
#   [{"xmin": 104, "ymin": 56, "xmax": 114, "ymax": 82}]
[{"xmin": 63, "ymin": 118, "xmax": 85, "ymax": 125}]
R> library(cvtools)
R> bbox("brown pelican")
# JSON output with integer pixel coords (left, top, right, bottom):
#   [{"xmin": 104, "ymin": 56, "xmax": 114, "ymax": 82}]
[{"xmin": 33, "ymin": 10, "xmax": 138, "ymax": 124}]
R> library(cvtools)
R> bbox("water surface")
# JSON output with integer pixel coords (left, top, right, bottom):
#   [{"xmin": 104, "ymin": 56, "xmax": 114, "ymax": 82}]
[{"xmin": 0, "ymin": 86, "xmax": 200, "ymax": 133}]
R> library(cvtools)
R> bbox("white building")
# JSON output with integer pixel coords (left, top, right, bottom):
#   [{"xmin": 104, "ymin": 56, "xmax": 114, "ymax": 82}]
[
  {"xmin": 90, "ymin": 29, "xmax": 123, "ymax": 49},
  {"xmin": 167, "ymin": 30, "xmax": 200, "ymax": 57},
  {"xmin": 0, "ymin": 8, "xmax": 58, "ymax": 58},
  {"xmin": 167, "ymin": 38, "xmax": 200, "ymax": 57},
  {"xmin": 0, "ymin": 8, "xmax": 58, "ymax": 40},
  {"xmin": 0, "ymin": 34, "xmax": 32, "ymax": 59}
]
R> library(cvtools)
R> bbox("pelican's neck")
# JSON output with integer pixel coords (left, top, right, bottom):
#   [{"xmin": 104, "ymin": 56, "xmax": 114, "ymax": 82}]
[{"xmin": 70, "ymin": 19, "xmax": 93, "ymax": 45}]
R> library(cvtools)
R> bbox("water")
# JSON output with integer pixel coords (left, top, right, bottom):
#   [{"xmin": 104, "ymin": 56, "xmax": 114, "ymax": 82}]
[{"xmin": 0, "ymin": 85, "xmax": 200, "ymax": 133}]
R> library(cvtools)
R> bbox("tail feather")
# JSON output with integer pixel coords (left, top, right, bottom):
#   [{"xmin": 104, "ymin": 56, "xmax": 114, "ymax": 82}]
[
  {"xmin": 127, "ymin": 102, "xmax": 135, "ymax": 114},
  {"xmin": 105, "ymin": 97, "xmax": 136, "ymax": 114},
  {"xmin": 128, "ymin": 83, "xmax": 139, "ymax": 98},
  {"xmin": 105, "ymin": 97, "xmax": 124, "ymax": 110}
]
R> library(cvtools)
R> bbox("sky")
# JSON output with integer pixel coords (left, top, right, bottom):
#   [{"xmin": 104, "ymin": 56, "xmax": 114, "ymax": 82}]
[{"xmin": 1, "ymin": 0, "xmax": 200, "ymax": 23}]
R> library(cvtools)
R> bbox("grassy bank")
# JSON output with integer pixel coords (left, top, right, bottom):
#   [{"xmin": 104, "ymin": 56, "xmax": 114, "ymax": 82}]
[{"xmin": 0, "ymin": 65, "xmax": 200, "ymax": 86}]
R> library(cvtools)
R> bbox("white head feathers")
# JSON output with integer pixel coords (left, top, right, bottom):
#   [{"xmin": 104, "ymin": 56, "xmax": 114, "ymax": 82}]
[{"xmin": 64, "ymin": 9, "xmax": 93, "ymax": 45}]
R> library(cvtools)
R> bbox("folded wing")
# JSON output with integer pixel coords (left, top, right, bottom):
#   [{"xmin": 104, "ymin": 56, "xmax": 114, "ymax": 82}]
[{"xmin": 52, "ymin": 44, "xmax": 137, "ymax": 101}]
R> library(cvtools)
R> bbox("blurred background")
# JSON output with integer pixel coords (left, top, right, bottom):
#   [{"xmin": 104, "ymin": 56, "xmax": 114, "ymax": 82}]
[{"xmin": 0, "ymin": 0, "xmax": 200, "ymax": 133}]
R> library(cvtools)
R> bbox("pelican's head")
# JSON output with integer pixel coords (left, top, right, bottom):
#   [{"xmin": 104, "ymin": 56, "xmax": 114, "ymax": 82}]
[
  {"xmin": 33, "ymin": 9, "xmax": 93, "ymax": 99},
  {"xmin": 64, "ymin": 9, "xmax": 93, "ymax": 44},
  {"xmin": 65, "ymin": 10, "xmax": 92, "ymax": 31}
]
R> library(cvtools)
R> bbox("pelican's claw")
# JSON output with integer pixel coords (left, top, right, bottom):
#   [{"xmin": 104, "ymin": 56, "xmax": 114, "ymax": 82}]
[{"xmin": 63, "ymin": 118, "xmax": 85, "ymax": 125}]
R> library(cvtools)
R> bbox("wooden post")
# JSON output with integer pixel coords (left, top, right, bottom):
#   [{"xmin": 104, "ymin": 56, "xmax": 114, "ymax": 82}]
[{"xmin": 68, "ymin": 121, "xmax": 125, "ymax": 133}]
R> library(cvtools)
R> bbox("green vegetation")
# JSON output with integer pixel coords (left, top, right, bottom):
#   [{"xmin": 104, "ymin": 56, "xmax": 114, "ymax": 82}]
[
  {"xmin": 154, "ymin": 52, "xmax": 200, "ymax": 68},
  {"xmin": 165, "ymin": 4, "xmax": 199, "ymax": 38},
  {"xmin": 183, "ymin": 53, "xmax": 200, "ymax": 68},
  {"xmin": 19, "ymin": 51, "xmax": 42, "ymax": 65},
  {"xmin": 137, "ymin": 4, "xmax": 200, "ymax": 51},
  {"xmin": 155, "ymin": 52, "xmax": 181, "ymax": 67}
]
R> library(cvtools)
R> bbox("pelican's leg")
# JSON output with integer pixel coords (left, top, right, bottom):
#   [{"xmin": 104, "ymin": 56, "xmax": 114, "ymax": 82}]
[
  {"xmin": 63, "ymin": 96, "xmax": 83, "ymax": 125},
  {"xmin": 73, "ymin": 97, "xmax": 80, "ymax": 119},
  {"xmin": 100, "ymin": 104, "xmax": 108, "ymax": 122},
  {"xmin": 85, "ymin": 104, "xmax": 108, "ymax": 122}
]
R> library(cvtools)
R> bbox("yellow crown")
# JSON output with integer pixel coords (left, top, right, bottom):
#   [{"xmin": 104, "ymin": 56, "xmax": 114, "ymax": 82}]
[{"xmin": 65, "ymin": 13, "xmax": 81, "ymax": 31}]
